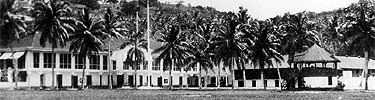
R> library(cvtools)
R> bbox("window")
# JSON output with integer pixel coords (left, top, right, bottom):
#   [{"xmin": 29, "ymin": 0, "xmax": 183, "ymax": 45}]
[
  {"xmin": 60, "ymin": 54, "xmax": 71, "ymax": 69},
  {"xmin": 33, "ymin": 53, "xmax": 39, "ymax": 68},
  {"xmin": 252, "ymin": 80, "xmax": 256, "ymax": 87},
  {"xmin": 328, "ymin": 76, "xmax": 332, "ymax": 85},
  {"xmin": 18, "ymin": 54, "xmax": 25, "ymax": 69},
  {"xmin": 352, "ymin": 69, "xmax": 362, "ymax": 77},
  {"xmin": 123, "ymin": 61, "xmax": 129, "ymax": 70},
  {"xmin": 264, "ymin": 80, "xmax": 268, "ymax": 87},
  {"xmin": 89, "ymin": 55, "xmax": 100, "ymax": 70},
  {"xmin": 103, "ymin": 55, "xmax": 108, "ymax": 70},
  {"xmin": 17, "ymin": 71, "xmax": 27, "ymax": 82},
  {"xmin": 275, "ymin": 80, "xmax": 279, "ymax": 87},
  {"xmin": 43, "ymin": 53, "xmax": 55, "ymax": 68},
  {"xmin": 75, "ymin": 55, "xmax": 86, "ymax": 69},
  {"xmin": 152, "ymin": 60, "xmax": 160, "ymax": 71},
  {"xmin": 264, "ymin": 80, "xmax": 267, "ymax": 87},
  {"xmin": 112, "ymin": 61, "xmax": 116, "ymax": 70}
]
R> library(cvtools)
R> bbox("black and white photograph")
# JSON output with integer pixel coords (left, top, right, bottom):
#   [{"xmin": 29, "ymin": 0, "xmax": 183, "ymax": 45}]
[{"xmin": 0, "ymin": 0, "xmax": 374, "ymax": 99}]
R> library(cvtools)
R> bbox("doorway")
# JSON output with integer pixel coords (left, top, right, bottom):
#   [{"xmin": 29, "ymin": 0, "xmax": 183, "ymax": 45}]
[
  {"xmin": 57, "ymin": 74, "xmax": 63, "ymax": 89},
  {"xmin": 86, "ymin": 75, "xmax": 92, "ymax": 87},
  {"xmin": 210, "ymin": 77, "xmax": 216, "ymax": 87},
  {"xmin": 157, "ymin": 76, "xmax": 162, "ymax": 87},
  {"xmin": 40, "ymin": 74, "xmax": 44, "ymax": 89},
  {"xmin": 72, "ymin": 75, "xmax": 78, "ymax": 88},
  {"xmin": 117, "ymin": 75, "xmax": 124, "ymax": 87},
  {"xmin": 220, "ymin": 77, "xmax": 226, "ymax": 86},
  {"xmin": 179, "ymin": 76, "xmax": 183, "ymax": 86},
  {"xmin": 128, "ymin": 75, "xmax": 133, "ymax": 87},
  {"xmin": 140, "ymin": 75, "xmax": 143, "ymax": 86}
]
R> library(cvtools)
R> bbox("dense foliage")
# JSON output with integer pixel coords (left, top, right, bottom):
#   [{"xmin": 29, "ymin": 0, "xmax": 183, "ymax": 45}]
[{"xmin": 3, "ymin": 0, "xmax": 375, "ymax": 90}]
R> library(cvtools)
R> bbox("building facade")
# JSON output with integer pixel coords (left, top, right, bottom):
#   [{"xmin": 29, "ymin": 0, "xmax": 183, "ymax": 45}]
[{"xmin": 0, "ymin": 33, "xmax": 233, "ymax": 89}]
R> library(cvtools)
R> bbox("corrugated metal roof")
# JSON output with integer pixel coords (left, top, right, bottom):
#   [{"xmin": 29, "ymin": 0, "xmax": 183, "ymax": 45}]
[
  {"xmin": 337, "ymin": 56, "xmax": 375, "ymax": 69},
  {"xmin": 293, "ymin": 44, "xmax": 340, "ymax": 63}
]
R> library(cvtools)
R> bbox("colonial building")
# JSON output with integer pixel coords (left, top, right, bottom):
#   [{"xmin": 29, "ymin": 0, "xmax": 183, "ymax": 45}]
[
  {"xmin": 0, "ymin": 32, "xmax": 233, "ymax": 89},
  {"xmin": 337, "ymin": 56, "xmax": 375, "ymax": 90},
  {"xmin": 0, "ymin": 33, "xmax": 110, "ymax": 89}
]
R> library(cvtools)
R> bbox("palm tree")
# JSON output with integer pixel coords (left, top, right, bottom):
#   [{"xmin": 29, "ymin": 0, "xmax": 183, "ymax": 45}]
[
  {"xmin": 279, "ymin": 12, "xmax": 319, "ymax": 89},
  {"xmin": 69, "ymin": 9, "xmax": 106, "ymax": 89},
  {"xmin": 320, "ymin": 15, "xmax": 344, "ymax": 55},
  {"xmin": 281, "ymin": 12, "xmax": 320, "ymax": 61},
  {"xmin": 212, "ymin": 11, "xmax": 249, "ymax": 89},
  {"xmin": 103, "ymin": 8, "xmax": 124, "ymax": 89},
  {"xmin": 0, "ymin": 0, "xmax": 30, "ymax": 89},
  {"xmin": 152, "ymin": 25, "xmax": 190, "ymax": 89},
  {"xmin": 344, "ymin": 0, "xmax": 375, "ymax": 90},
  {"xmin": 33, "ymin": 0, "xmax": 75, "ymax": 89},
  {"xmin": 187, "ymin": 10, "xmax": 218, "ymax": 89},
  {"xmin": 183, "ymin": 42, "xmax": 214, "ymax": 89},
  {"xmin": 248, "ymin": 20, "xmax": 284, "ymax": 90},
  {"xmin": 120, "ymin": 31, "xmax": 147, "ymax": 89}
]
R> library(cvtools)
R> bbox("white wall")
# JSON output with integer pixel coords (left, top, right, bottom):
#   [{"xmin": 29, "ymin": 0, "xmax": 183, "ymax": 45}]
[
  {"xmin": 304, "ymin": 77, "xmax": 337, "ymax": 88},
  {"xmin": 342, "ymin": 70, "xmax": 375, "ymax": 90}
]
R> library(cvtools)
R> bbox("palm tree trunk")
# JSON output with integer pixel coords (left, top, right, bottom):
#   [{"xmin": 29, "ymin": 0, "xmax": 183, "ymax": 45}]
[
  {"xmin": 260, "ymin": 68, "xmax": 267, "ymax": 90},
  {"xmin": 108, "ymin": 40, "xmax": 113, "ymax": 89},
  {"xmin": 231, "ymin": 58, "xmax": 235, "ymax": 89},
  {"xmin": 134, "ymin": 62, "xmax": 137, "ymax": 89},
  {"xmin": 135, "ymin": 11, "xmax": 139, "ymax": 89},
  {"xmin": 217, "ymin": 62, "xmax": 221, "ymax": 89},
  {"xmin": 169, "ymin": 59, "xmax": 173, "ymax": 90},
  {"xmin": 198, "ymin": 63, "xmax": 202, "ymax": 90},
  {"xmin": 134, "ymin": 45, "xmax": 138, "ymax": 89},
  {"xmin": 363, "ymin": 50, "xmax": 369, "ymax": 90},
  {"xmin": 51, "ymin": 48, "xmax": 55, "ymax": 90},
  {"xmin": 205, "ymin": 69, "xmax": 208, "ymax": 88},
  {"xmin": 9, "ymin": 44, "xmax": 18, "ymax": 89},
  {"xmin": 242, "ymin": 67, "xmax": 246, "ymax": 87},
  {"xmin": 276, "ymin": 63, "xmax": 282, "ymax": 90},
  {"xmin": 81, "ymin": 56, "xmax": 86, "ymax": 90}
]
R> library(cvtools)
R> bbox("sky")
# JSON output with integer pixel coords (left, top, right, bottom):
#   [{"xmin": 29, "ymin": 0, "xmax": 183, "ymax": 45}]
[{"xmin": 159, "ymin": 0, "xmax": 359, "ymax": 20}]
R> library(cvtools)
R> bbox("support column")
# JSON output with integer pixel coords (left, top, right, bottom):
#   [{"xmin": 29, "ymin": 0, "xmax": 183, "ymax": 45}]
[{"xmin": 27, "ymin": 71, "xmax": 32, "ymax": 90}]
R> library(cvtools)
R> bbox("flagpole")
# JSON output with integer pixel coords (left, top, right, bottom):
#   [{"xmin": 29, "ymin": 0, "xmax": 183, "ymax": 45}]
[{"xmin": 146, "ymin": 0, "xmax": 152, "ymax": 87}]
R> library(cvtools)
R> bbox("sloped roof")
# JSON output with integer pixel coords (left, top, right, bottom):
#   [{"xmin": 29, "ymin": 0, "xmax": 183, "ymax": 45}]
[
  {"xmin": 337, "ymin": 56, "xmax": 375, "ymax": 69},
  {"xmin": 0, "ymin": 32, "xmax": 164, "ymax": 54},
  {"xmin": 293, "ymin": 44, "xmax": 340, "ymax": 63}
]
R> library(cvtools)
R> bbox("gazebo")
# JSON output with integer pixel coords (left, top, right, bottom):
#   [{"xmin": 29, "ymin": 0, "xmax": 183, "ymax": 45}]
[{"xmin": 287, "ymin": 44, "xmax": 341, "ymax": 90}]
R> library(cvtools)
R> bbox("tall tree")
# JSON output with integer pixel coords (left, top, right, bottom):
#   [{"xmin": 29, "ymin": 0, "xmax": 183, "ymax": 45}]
[
  {"xmin": 278, "ymin": 12, "xmax": 320, "ymax": 89},
  {"xmin": 152, "ymin": 3, "xmax": 193, "ymax": 89},
  {"xmin": 69, "ymin": 9, "xmax": 106, "ymax": 89},
  {"xmin": 343, "ymin": 0, "xmax": 375, "ymax": 90},
  {"xmin": 0, "ymin": 0, "xmax": 30, "ymax": 89},
  {"xmin": 103, "ymin": 8, "xmax": 124, "ymax": 89},
  {"xmin": 152, "ymin": 25, "xmax": 190, "ymax": 89},
  {"xmin": 280, "ymin": 12, "xmax": 320, "ymax": 61},
  {"xmin": 33, "ymin": 0, "xmax": 75, "ymax": 89},
  {"xmin": 119, "ymin": 19, "xmax": 147, "ymax": 89},
  {"xmin": 212, "ymin": 10, "xmax": 249, "ymax": 89},
  {"xmin": 248, "ymin": 20, "xmax": 284, "ymax": 90},
  {"xmin": 183, "ymin": 40, "xmax": 214, "ymax": 89},
  {"xmin": 186, "ymin": 8, "xmax": 218, "ymax": 89}
]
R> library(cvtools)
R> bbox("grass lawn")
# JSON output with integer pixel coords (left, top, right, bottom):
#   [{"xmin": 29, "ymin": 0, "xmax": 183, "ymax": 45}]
[{"xmin": 0, "ymin": 89, "xmax": 374, "ymax": 100}]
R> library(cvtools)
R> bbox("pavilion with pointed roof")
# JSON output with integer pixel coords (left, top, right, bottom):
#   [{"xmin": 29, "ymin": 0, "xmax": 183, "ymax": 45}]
[
  {"xmin": 293, "ymin": 44, "xmax": 340, "ymax": 64},
  {"xmin": 287, "ymin": 44, "xmax": 341, "ymax": 90}
]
